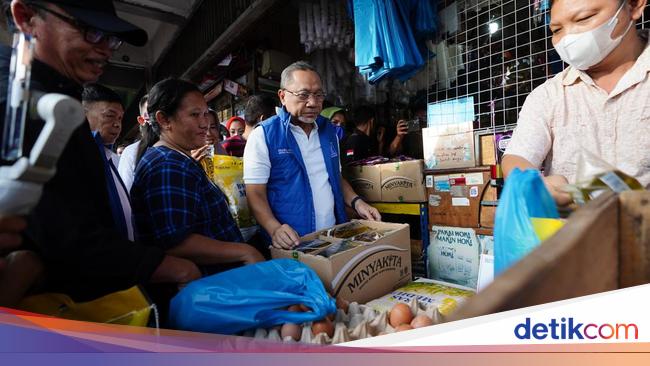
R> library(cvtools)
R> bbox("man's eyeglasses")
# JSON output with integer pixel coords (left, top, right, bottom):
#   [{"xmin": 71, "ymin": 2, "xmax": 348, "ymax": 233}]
[
  {"xmin": 30, "ymin": 4, "xmax": 124, "ymax": 51},
  {"xmin": 283, "ymin": 89, "xmax": 326, "ymax": 102}
]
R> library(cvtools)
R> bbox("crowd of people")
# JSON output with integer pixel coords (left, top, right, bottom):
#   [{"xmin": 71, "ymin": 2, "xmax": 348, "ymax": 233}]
[
  {"xmin": 0, "ymin": 0, "xmax": 386, "ymax": 316},
  {"xmin": 1, "ymin": 0, "xmax": 650, "ymax": 329}
]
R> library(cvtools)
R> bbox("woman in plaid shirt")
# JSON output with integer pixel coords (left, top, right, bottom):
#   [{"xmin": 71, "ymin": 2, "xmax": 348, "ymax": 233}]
[{"xmin": 131, "ymin": 78, "xmax": 264, "ymax": 275}]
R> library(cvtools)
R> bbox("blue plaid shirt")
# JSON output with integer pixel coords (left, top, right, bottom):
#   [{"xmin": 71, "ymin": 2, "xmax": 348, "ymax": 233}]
[{"xmin": 131, "ymin": 146, "xmax": 243, "ymax": 250}]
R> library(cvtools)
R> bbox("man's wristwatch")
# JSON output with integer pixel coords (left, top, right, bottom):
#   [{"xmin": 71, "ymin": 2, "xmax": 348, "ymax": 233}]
[{"xmin": 350, "ymin": 196, "xmax": 364, "ymax": 211}]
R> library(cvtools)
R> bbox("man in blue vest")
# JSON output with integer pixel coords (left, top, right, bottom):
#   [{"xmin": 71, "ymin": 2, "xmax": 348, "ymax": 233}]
[
  {"xmin": 82, "ymin": 84, "xmax": 133, "ymax": 242},
  {"xmin": 244, "ymin": 61, "xmax": 381, "ymax": 249}
]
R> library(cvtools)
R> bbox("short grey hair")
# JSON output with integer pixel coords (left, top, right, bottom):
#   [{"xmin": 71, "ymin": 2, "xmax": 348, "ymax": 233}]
[{"xmin": 280, "ymin": 61, "xmax": 320, "ymax": 89}]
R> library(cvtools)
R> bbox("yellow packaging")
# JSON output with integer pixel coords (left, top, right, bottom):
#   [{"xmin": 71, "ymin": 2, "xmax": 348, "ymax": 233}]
[
  {"xmin": 19, "ymin": 286, "xmax": 152, "ymax": 326},
  {"xmin": 364, "ymin": 278, "xmax": 474, "ymax": 316},
  {"xmin": 201, "ymin": 155, "xmax": 256, "ymax": 229}
]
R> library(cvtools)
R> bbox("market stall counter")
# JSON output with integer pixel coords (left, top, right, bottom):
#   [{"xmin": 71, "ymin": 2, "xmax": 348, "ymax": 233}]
[{"xmin": 448, "ymin": 191, "xmax": 650, "ymax": 321}]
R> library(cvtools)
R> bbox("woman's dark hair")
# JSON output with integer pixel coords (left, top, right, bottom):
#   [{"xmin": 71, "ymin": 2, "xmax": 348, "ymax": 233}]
[{"xmin": 136, "ymin": 78, "xmax": 200, "ymax": 164}]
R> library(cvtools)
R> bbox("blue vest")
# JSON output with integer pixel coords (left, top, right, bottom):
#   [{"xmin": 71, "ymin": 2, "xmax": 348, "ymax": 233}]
[
  {"xmin": 261, "ymin": 107, "xmax": 347, "ymax": 238},
  {"xmin": 91, "ymin": 131, "xmax": 130, "ymax": 241}
]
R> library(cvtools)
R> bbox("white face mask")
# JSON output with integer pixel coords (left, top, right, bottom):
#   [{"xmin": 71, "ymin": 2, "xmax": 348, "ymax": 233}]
[{"xmin": 554, "ymin": 2, "xmax": 633, "ymax": 70}]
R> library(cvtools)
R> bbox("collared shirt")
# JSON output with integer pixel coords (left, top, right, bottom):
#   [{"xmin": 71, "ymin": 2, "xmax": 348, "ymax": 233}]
[
  {"xmin": 131, "ymin": 146, "xmax": 243, "ymax": 250},
  {"xmin": 506, "ymin": 30, "xmax": 650, "ymax": 187},
  {"xmin": 244, "ymin": 121, "xmax": 337, "ymax": 231},
  {"xmin": 118, "ymin": 140, "xmax": 140, "ymax": 192}
]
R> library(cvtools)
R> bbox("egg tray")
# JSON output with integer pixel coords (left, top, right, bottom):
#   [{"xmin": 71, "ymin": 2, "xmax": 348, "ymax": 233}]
[{"xmin": 241, "ymin": 298, "xmax": 445, "ymax": 345}]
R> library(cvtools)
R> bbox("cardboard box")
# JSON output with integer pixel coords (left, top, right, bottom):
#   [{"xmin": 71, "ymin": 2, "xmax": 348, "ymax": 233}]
[
  {"xmin": 379, "ymin": 160, "xmax": 427, "ymax": 202},
  {"xmin": 343, "ymin": 165, "xmax": 382, "ymax": 202},
  {"xmin": 270, "ymin": 220, "xmax": 412, "ymax": 304},
  {"xmin": 426, "ymin": 226, "xmax": 494, "ymax": 291},
  {"xmin": 477, "ymin": 131, "xmax": 513, "ymax": 166},
  {"xmin": 426, "ymin": 168, "xmax": 492, "ymax": 228},
  {"xmin": 422, "ymin": 118, "xmax": 477, "ymax": 170},
  {"xmin": 479, "ymin": 185, "xmax": 498, "ymax": 229},
  {"xmin": 344, "ymin": 160, "xmax": 427, "ymax": 203}
]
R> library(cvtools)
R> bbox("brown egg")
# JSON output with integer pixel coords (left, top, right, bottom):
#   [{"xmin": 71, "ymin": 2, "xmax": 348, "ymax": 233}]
[
  {"xmin": 410, "ymin": 315, "xmax": 434, "ymax": 329},
  {"xmin": 311, "ymin": 318, "xmax": 334, "ymax": 337},
  {"xmin": 280, "ymin": 323, "xmax": 301, "ymax": 341},
  {"xmin": 335, "ymin": 297, "xmax": 350, "ymax": 313},
  {"xmin": 298, "ymin": 304, "xmax": 311, "ymax": 312},
  {"xmin": 389, "ymin": 303, "xmax": 413, "ymax": 328},
  {"xmin": 395, "ymin": 324, "xmax": 414, "ymax": 332}
]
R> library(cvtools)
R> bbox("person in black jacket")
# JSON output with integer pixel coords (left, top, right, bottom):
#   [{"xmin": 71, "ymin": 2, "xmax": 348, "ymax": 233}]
[
  {"xmin": 341, "ymin": 105, "xmax": 376, "ymax": 165},
  {"xmin": 2, "ymin": 0, "xmax": 200, "ymax": 301}
]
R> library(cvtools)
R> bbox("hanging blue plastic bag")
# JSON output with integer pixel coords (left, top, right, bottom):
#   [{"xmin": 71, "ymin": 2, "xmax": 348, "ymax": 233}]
[
  {"xmin": 353, "ymin": 0, "xmax": 424, "ymax": 83},
  {"xmin": 494, "ymin": 169, "xmax": 559, "ymax": 275},
  {"xmin": 169, "ymin": 259, "xmax": 336, "ymax": 335}
]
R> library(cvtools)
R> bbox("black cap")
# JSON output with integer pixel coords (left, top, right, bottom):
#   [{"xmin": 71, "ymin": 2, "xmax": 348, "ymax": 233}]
[{"xmin": 38, "ymin": 0, "xmax": 148, "ymax": 46}]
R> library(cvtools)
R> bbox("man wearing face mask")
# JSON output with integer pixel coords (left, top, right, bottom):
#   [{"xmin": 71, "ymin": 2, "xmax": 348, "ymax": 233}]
[
  {"xmin": 244, "ymin": 61, "xmax": 381, "ymax": 249},
  {"xmin": 503, "ymin": 0, "xmax": 650, "ymax": 205}
]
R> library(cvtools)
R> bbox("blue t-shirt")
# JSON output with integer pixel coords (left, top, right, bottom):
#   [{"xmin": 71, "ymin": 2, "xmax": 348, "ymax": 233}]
[{"xmin": 131, "ymin": 146, "xmax": 243, "ymax": 250}]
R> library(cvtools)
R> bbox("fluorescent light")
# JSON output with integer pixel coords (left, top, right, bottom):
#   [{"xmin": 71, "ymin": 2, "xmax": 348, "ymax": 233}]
[{"xmin": 489, "ymin": 22, "xmax": 499, "ymax": 34}]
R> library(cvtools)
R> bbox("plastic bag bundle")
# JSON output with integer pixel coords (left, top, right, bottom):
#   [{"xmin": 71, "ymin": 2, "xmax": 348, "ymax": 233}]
[
  {"xmin": 169, "ymin": 259, "xmax": 337, "ymax": 335},
  {"xmin": 299, "ymin": 0, "xmax": 354, "ymax": 53},
  {"xmin": 494, "ymin": 169, "xmax": 559, "ymax": 275},
  {"xmin": 413, "ymin": 0, "xmax": 438, "ymax": 39},
  {"xmin": 353, "ymin": 0, "xmax": 427, "ymax": 84}
]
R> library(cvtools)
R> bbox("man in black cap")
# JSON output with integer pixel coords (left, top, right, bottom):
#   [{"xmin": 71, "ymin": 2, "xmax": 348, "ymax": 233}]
[{"xmin": 0, "ymin": 0, "xmax": 200, "ymax": 301}]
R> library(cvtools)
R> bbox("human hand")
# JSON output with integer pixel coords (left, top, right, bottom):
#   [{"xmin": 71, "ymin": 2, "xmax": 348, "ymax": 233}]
[
  {"xmin": 376, "ymin": 126, "xmax": 386, "ymax": 143},
  {"xmin": 543, "ymin": 175, "xmax": 573, "ymax": 206},
  {"xmin": 150, "ymin": 255, "xmax": 201, "ymax": 284},
  {"xmin": 271, "ymin": 224, "xmax": 300, "ymax": 249},
  {"xmin": 396, "ymin": 120, "xmax": 408, "ymax": 137},
  {"xmin": 190, "ymin": 145, "xmax": 210, "ymax": 161},
  {"xmin": 0, "ymin": 216, "xmax": 26, "ymax": 253},
  {"xmin": 240, "ymin": 244, "xmax": 265, "ymax": 264},
  {"xmin": 354, "ymin": 200, "xmax": 381, "ymax": 221}
]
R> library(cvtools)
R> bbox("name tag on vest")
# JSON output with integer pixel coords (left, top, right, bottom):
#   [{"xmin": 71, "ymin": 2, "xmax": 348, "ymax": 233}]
[{"xmin": 278, "ymin": 148, "xmax": 293, "ymax": 155}]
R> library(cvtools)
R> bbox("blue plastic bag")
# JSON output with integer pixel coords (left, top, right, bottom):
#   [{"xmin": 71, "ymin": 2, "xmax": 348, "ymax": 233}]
[
  {"xmin": 353, "ymin": 0, "xmax": 425, "ymax": 83},
  {"xmin": 494, "ymin": 169, "xmax": 559, "ymax": 275},
  {"xmin": 169, "ymin": 259, "xmax": 336, "ymax": 335}
]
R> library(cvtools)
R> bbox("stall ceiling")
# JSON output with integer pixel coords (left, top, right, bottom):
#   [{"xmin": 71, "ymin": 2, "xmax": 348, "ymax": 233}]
[
  {"xmin": 101, "ymin": 0, "xmax": 203, "ymax": 141},
  {"xmin": 104, "ymin": 0, "xmax": 202, "ymax": 89}
]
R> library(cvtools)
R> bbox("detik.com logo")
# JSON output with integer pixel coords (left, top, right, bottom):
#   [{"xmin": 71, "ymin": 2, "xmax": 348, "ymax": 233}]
[{"xmin": 514, "ymin": 318, "xmax": 638, "ymax": 340}]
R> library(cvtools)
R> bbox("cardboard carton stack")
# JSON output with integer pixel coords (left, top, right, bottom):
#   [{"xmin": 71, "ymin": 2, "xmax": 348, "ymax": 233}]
[
  {"xmin": 343, "ymin": 160, "xmax": 427, "ymax": 203},
  {"xmin": 424, "ymin": 166, "xmax": 497, "ymax": 291}
]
